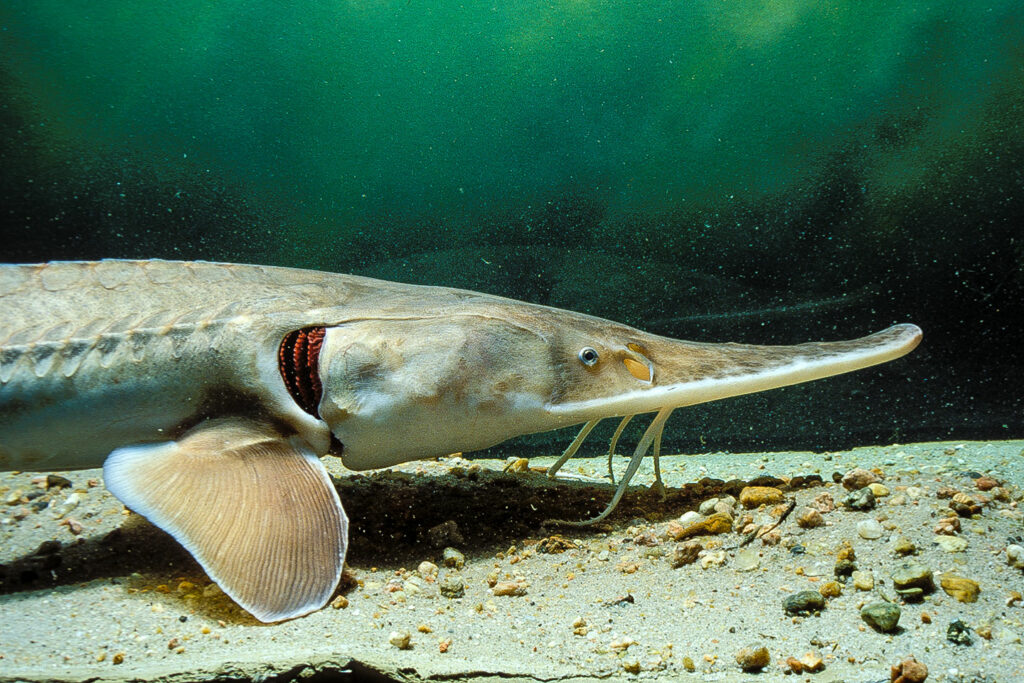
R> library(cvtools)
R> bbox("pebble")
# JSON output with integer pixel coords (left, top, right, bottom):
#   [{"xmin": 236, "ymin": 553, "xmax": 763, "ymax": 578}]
[
  {"xmin": 940, "ymin": 574, "xmax": 980, "ymax": 603},
  {"xmin": 893, "ymin": 536, "xmax": 918, "ymax": 556},
  {"xmin": 418, "ymin": 561, "xmax": 439, "ymax": 578},
  {"xmin": 783, "ymin": 590, "xmax": 825, "ymax": 615},
  {"xmin": 975, "ymin": 475, "xmax": 999, "ymax": 491},
  {"xmin": 698, "ymin": 498, "xmax": 719, "ymax": 516},
  {"xmin": 892, "ymin": 562, "xmax": 934, "ymax": 601},
  {"xmin": 388, "ymin": 630, "xmax": 412, "ymax": 650},
  {"xmin": 796, "ymin": 507, "xmax": 824, "ymax": 529},
  {"xmin": 852, "ymin": 570, "xmax": 875, "ymax": 591},
  {"xmin": 818, "ymin": 581, "xmax": 842, "ymax": 598},
  {"xmin": 933, "ymin": 535, "xmax": 968, "ymax": 552},
  {"xmin": 799, "ymin": 651, "xmax": 824, "ymax": 673},
  {"xmin": 946, "ymin": 619, "xmax": 973, "ymax": 646},
  {"xmin": 812, "ymin": 492, "xmax": 835, "ymax": 512},
  {"xmin": 950, "ymin": 492, "xmax": 981, "ymax": 517},
  {"xmin": 1006, "ymin": 544, "xmax": 1024, "ymax": 569},
  {"xmin": 46, "ymin": 474, "xmax": 73, "ymax": 489},
  {"xmin": 678, "ymin": 510, "xmax": 702, "ymax": 526},
  {"xmin": 668, "ymin": 512, "xmax": 732, "ymax": 540},
  {"xmin": 933, "ymin": 516, "xmax": 961, "ymax": 535},
  {"xmin": 439, "ymin": 576, "xmax": 465, "ymax": 599},
  {"xmin": 868, "ymin": 482, "xmax": 890, "ymax": 497},
  {"xmin": 670, "ymin": 541, "xmax": 702, "ymax": 568},
  {"xmin": 428, "ymin": 520, "xmax": 465, "ymax": 548},
  {"xmin": 842, "ymin": 487, "xmax": 876, "ymax": 511},
  {"xmin": 891, "ymin": 656, "xmax": 928, "ymax": 683},
  {"xmin": 492, "ymin": 580, "xmax": 527, "ymax": 597},
  {"xmin": 442, "ymin": 547, "xmax": 466, "ymax": 569},
  {"xmin": 861, "ymin": 601, "xmax": 901, "ymax": 633},
  {"xmin": 700, "ymin": 550, "xmax": 726, "ymax": 569},
  {"xmin": 733, "ymin": 548, "xmax": 760, "ymax": 572},
  {"xmin": 842, "ymin": 468, "xmax": 880, "ymax": 490},
  {"xmin": 857, "ymin": 519, "xmax": 884, "ymax": 539},
  {"xmin": 735, "ymin": 644, "xmax": 770, "ymax": 672},
  {"xmin": 739, "ymin": 486, "xmax": 784, "ymax": 508}
]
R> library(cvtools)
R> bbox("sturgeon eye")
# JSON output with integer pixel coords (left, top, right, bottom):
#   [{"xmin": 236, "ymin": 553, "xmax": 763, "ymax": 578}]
[{"xmin": 578, "ymin": 347, "xmax": 600, "ymax": 366}]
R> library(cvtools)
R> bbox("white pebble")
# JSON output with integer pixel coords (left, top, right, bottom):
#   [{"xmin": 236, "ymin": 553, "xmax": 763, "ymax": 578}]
[{"xmin": 857, "ymin": 519, "xmax": 883, "ymax": 540}]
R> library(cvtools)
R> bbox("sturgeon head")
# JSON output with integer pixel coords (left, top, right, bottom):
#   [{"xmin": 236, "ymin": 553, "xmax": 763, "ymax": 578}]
[{"xmin": 316, "ymin": 300, "xmax": 922, "ymax": 501}]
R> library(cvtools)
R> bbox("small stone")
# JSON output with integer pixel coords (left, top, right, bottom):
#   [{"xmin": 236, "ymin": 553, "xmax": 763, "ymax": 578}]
[
  {"xmin": 112, "ymin": 652, "xmax": 125, "ymax": 665},
  {"xmin": 682, "ymin": 656, "xmax": 695, "ymax": 672},
  {"xmin": 819, "ymin": 581, "xmax": 842, "ymax": 598},
  {"xmin": 438, "ymin": 637, "xmax": 452, "ymax": 653},
  {"xmin": 739, "ymin": 486, "xmax": 784, "ymax": 508},
  {"xmin": 842, "ymin": 468, "xmax": 880, "ymax": 490},
  {"xmin": 950, "ymin": 492, "xmax": 981, "ymax": 517},
  {"xmin": 975, "ymin": 476, "xmax": 999, "ymax": 491},
  {"xmin": 933, "ymin": 535, "xmax": 968, "ymax": 552},
  {"xmin": 389, "ymin": 630, "xmax": 412, "ymax": 650},
  {"xmin": 843, "ymin": 487, "xmax": 876, "ymax": 510},
  {"xmin": 797, "ymin": 507, "xmax": 824, "ymax": 529},
  {"xmin": 667, "ymin": 512, "xmax": 732, "ymax": 540},
  {"xmin": 946, "ymin": 619, "xmax": 973, "ymax": 646},
  {"xmin": 492, "ymin": 580, "xmax": 527, "ymax": 596},
  {"xmin": 678, "ymin": 510, "xmax": 702, "ymax": 525},
  {"xmin": 733, "ymin": 548, "xmax": 760, "ymax": 572},
  {"xmin": 698, "ymin": 498, "xmax": 719, "ymax": 516},
  {"xmin": 699, "ymin": 550, "xmax": 726, "ymax": 569},
  {"xmin": 834, "ymin": 558, "xmax": 857, "ymax": 580},
  {"xmin": 622, "ymin": 659, "xmax": 641, "ymax": 674},
  {"xmin": 933, "ymin": 516, "xmax": 961, "ymax": 535},
  {"xmin": 1006, "ymin": 544, "xmax": 1024, "ymax": 569},
  {"xmin": 940, "ymin": 574, "xmax": 980, "ymax": 603},
  {"xmin": 331, "ymin": 595, "xmax": 349, "ymax": 609},
  {"xmin": 812, "ymin": 492, "xmax": 835, "ymax": 512},
  {"xmin": 735, "ymin": 644, "xmax": 770, "ymax": 672},
  {"xmin": 783, "ymin": 590, "xmax": 825, "ymax": 615},
  {"xmin": 892, "ymin": 562, "xmax": 934, "ymax": 600},
  {"xmin": 868, "ymin": 483, "xmax": 890, "ymax": 498},
  {"xmin": 893, "ymin": 537, "xmax": 918, "ymax": 556},
  {"xmin": 858, "ymin": 519, "xmax": 884, "ymax": 539},
  {"xmin": 439, "ymin": 576, "xmax": 465, "ymax": 598},
  {"xmin": 785, "ymin": 656, "xmax": 803, "ymax": 674},
  {"xmin": 428, "ymin": 520, "xmax": 464, "ymax": 548},
  {"xmin": 853, "ymin": 570, "xmax": 875, "ymax": 591},
  {"xmin": 442, "ymin": 547, "xmax": 465, "ymax": 569},
  {"xmin": 891, "ymin": 656, "xmax": 928, "ymax": 683},
  {"xmin": 670, "ymin": 541, "xmax": 702, "ymax": 568},
  {"xmin": 418, "ymin": 561, "xmax": 439, "ymax": 577},
  {"xmin": 861, "ymin": 601, "xmax": 901, "ymax": 633},
  {"xmin": 46, "ymin": 474, "xmax": 73, "ymax": 489},
  {"xmin": 799, "ymin": 650, "xmax": 824, "ymax": 673}
]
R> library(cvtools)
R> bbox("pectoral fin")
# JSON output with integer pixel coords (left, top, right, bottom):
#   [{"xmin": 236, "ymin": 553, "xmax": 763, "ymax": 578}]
[{"xmin": 102, "ymin": 418, "xmax": 347, "ymax": 622}]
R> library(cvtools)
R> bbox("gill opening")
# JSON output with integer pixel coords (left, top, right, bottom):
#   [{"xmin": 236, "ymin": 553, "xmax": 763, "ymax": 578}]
[{"xmin": 278, "ymin": 327, "xmax": 326, "ymax": 417}]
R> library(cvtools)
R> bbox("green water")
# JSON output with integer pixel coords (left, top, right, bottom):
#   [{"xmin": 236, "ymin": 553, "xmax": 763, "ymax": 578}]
[{"xmin": 1, "ymin": 1, "xmax": 1022, "ymax": 450}]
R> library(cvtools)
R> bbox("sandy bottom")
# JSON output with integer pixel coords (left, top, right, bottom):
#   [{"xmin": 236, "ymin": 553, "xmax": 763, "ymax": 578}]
[{"xmin": 2, "ymin": 440, "xmax": 1023, "ymax": 683}]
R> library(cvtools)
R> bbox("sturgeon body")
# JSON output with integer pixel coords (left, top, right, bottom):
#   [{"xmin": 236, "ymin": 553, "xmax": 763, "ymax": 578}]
[{"xmin": 0, "ymin": 260, "xmax": 922, "ymax": 621}]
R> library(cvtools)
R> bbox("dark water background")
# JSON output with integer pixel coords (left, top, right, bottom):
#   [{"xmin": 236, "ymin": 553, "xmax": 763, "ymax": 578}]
[{"xmin": 2, "ymin": 1, "xmax": 1021, "ymax": 455}]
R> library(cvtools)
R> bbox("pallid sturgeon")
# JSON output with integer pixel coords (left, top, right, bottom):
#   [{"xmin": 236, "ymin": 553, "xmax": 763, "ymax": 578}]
[{"xmin": 0, "ymin": 260, "xmax": 922, "ymax": 621}]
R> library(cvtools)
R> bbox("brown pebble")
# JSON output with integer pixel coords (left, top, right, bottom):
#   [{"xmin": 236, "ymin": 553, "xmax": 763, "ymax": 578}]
[
  {"xmin": 800, "ymin": 651, "xmax": 824, "ymax": 673},
  {"xmin": 492, "ymin": 580, "xmax": 527, "ymax": 596},
  {"xmin": 439, "ymin": 637, "xmax": 452, "ymax": 653},
  {"xmin": 812, "ymin": 492, "xmax": 835, "ymax": 513},
  {"xmin": 331, "ymin": 595, "xmax": 349, "ymax": 609},
  {"xmin": 819, "ymin": 581, "xmax": 843, "ymax": 598},
  {"xmin": 786, "ymin": 656, "xmax": 804, "ymax": 674},
  {"xmin": 112, "ymin": 652, "xmax": 125, "ymax": 665},
  {"xmin": 933, "ymin": 516, "xmax": 961, "ymax": 535},
  {"xmin": 842, "ymin": 468, "xmax": 880, "ymax": 491},
  {"xmin": 921, "ymin": 611, "xmax": 932, "ymax": 624},
  {"xmin": 891, "ymin": 655, "xmax": 928, "ymax": 682},
  {"xmin": 670, "ymin": 541, "xmax": 702, "ymax": 568},
  {"xmin": 797, "ymin": 507, "xmax": 825, "ymax": 529},
  {"xmin": 975, "ymin": 476, "xmax": 999, "ymax": 491},
  {"xmin": 836, "ymin": 540, "xmax": 856, "ymax": 562},
  {"xmin": 939, "ymin": 573, "xmax": 980, "ymax": 603},
  {"xmin": 667, "ymin": 512, "xmax": 733, "ymax": 540},
  {"xmin": 735, "ymin": 644, "xmax": 770, "ymax": 672},
  {"xmin": 739, "ymin": 486, "xmax": 784, "ymax": 508},
  {"xmin": 951, "ymin": 492, "xmax": 981, "ymax": 516}
]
